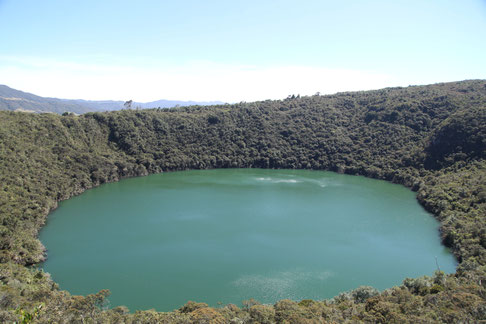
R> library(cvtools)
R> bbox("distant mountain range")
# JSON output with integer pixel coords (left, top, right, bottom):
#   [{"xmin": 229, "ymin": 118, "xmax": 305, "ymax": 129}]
[{"xmin": 0, "ymin": 85, "xmax": 224, "ymax": 114}]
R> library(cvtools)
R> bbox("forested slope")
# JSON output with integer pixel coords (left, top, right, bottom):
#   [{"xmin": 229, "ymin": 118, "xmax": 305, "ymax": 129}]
[{"xmin": 0, "ymin": 80, "xmax": 485, "ymax": 323}]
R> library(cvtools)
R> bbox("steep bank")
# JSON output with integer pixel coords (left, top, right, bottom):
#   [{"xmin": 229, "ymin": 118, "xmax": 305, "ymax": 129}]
[{"xmin": 0, "ymin": 80, "xmax": 485, "ymax": 322}]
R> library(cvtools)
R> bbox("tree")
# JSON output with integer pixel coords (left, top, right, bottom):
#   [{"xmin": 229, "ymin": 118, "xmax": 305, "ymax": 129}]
[{"xmin": 124, "ymin": 100, "xmax": 133, "ymax": 109}]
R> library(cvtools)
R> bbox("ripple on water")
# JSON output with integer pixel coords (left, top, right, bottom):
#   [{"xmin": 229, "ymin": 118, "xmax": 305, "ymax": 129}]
[{"xmin": 39, "ymin": 169, "xmax": 456, "ymax": 311}]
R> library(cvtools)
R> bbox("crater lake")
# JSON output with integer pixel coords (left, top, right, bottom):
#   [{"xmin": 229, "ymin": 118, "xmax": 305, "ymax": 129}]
[{"xmin": 39, "ymin": 169, "xmax": 456, "ymax": 311}]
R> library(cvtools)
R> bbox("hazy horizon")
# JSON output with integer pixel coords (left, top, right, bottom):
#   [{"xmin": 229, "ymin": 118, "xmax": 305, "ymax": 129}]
[{"xmin": 1, "ymin": 0, "xmax": 485, "ymax": 102}]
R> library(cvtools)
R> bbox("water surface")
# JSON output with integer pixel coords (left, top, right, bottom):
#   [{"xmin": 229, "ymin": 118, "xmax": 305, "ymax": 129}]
[{"xmin": 40, "ymin": 169, "xmax": 456, "ymax": 311}]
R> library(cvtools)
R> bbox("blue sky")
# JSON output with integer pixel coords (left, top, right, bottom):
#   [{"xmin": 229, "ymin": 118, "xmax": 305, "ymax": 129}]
[{"xmin": 0, "ymin": 0, "xmax": 485, "ymax": 102}]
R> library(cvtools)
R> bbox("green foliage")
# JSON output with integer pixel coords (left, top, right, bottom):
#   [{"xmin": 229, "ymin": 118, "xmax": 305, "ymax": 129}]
[
  {"xmin": 190, "ymin": 307, "xmax": 226, "ymax": 324},
  {"xmin": 352, "ymin": 286, "xmax": 380, "ymax": 303},
  {"xmin": 0, "ymin": 80, "xmax": 485, "ymax": 322},
  {"xmin": 242, "ymin": 298, "xmax": 261, "ymax": 310},
  {"xmin": 424, "ymin": 106, "xmax": 486, "ymax": 169},
  {"xmin": 15, "ymin": 303, "xmax": 43, "ymax": 324},
  {"xmin": 403, "ymin": 276, "xmax": 433, "ymax": 295},
  {"xmin": 180, "ymin": 301, "xmax": 210, "ymax": 313},
  {"xmin": 249, "ymin": 304, "xmax": 275, "ymax": 323}
]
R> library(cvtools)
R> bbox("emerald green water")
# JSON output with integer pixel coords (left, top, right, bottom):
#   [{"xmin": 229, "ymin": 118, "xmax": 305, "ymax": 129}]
[{"xmin": 39, "ymin": 169, "xmax": 456, "ymax": 311}]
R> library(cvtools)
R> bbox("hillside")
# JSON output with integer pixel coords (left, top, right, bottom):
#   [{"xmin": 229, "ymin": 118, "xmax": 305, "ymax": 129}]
[
  {"xmin": 0, "ymin": 85, "xmax": 93, "ymax": 114},
  {"xmin": 64, "ymin": 98, "xmax": 225, "ymax": 111},
  {"xmin": 0, "ymin": 85, "xmax": 224, "ymax": 114},
  {"xmin": 0, "ymin": 80, "xmax": 485, "ymax": 322}
]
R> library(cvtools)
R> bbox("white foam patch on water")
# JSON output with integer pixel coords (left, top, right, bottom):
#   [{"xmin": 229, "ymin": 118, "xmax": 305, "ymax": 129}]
[
  {"xmin": 232, "ymin": 270, "xmax": 333, "ymax": 300},
  {"xmin": 274, "ymin": 179, "xmax": 300, "ymax": 183},
  {"xmin": 308, "ymin": 178, "xmax": 343, "ymax": 188},
  {"xmin": 255, "ymin": 176, "xmax": 337, "ymax": 187},
  {"xmin": 254, "ymin": 177, "xmax": 302, "ymax": 184}
]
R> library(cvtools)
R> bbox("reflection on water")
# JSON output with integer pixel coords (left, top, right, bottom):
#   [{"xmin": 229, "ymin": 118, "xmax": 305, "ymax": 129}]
[{"xmin": 40, "ymin": 169, "xmax": 456, "ymax": 311}]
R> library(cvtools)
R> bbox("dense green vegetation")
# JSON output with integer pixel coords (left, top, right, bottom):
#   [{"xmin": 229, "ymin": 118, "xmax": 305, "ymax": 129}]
[{"xmin": 0, "ymin": 80, "xmax": 485, "ymax": 323}]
